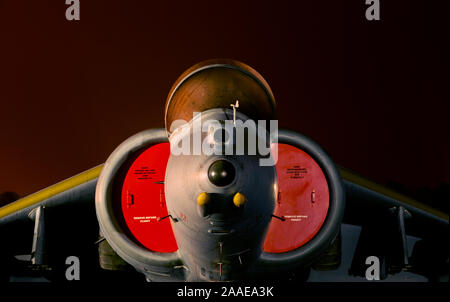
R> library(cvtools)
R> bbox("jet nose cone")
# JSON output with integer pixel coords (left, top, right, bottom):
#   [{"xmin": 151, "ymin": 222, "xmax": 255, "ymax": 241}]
[{"xmin": 208, "ymin": 160, "xmax": 236, "ymax": 187}]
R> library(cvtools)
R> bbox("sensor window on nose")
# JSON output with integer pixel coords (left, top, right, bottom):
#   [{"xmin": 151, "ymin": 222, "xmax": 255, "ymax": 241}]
[{"xmin": 208, "ymin": 160, "xmax": 236, "ymax": 187}]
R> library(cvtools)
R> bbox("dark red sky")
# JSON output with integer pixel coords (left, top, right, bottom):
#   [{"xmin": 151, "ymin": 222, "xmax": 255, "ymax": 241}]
[{"xmin": 0, "ymin": 0, "xmax": 448, "ymax": 198}]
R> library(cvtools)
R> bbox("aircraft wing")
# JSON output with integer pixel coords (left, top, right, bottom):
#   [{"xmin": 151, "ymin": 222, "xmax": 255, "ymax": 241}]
[
  {"xmin": 0, "ymin": 165, "xmax": 112, "ymax": 282},
  {"xmin": 0, "ymin": 153, "xmax": 448, "ymax": 281}
]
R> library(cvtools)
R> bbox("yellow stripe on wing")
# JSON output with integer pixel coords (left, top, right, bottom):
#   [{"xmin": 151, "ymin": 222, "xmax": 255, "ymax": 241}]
[
  {"xmin": 1, "ymin": 164, "xmax": 446, "ymax": 223},
  {"xmin": 0, "ymin": 165, "xmax": 103, "ymax": 219},
  {"xmin": 338, "ymin": 167, "xmax": 449, "ymax": 221}
]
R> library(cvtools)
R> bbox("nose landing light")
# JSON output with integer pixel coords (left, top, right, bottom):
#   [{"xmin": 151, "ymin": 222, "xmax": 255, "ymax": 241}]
[
  {"xmin": 208, "ymin": 160, "xmax": 236, "ymax": 187},
  {"xmin": 197, "ymin": 192, "xmax": 211, "ymax": 206},
  {"xmin": 233, "ymin": 192, "xmax": 246, "ymax": 208}
]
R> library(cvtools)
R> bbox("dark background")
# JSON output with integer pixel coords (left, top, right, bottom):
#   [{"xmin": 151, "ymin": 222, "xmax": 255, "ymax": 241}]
[{"xmin": 0, "ymin": 1, "xmax": 448, "ymax": 211}]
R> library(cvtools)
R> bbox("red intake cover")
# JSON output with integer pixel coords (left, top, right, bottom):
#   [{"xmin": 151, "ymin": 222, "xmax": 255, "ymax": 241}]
[
  {"xmin": 121, "ymin": 143, "xmax": 178, "ymax": 253},
  {"xmin": 263, "ymin": 143, "xmax": 329, "ymax": 253}
]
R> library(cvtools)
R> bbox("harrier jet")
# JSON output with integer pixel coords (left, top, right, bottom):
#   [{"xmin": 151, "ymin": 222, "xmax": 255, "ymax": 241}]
[{"xmin": 0, "ymin": 59, "xmax": 448, "ymax": 282}]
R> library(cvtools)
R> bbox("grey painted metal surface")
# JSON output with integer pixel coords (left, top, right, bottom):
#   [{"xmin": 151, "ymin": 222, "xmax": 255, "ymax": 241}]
[
  {"xmin": 0, "ymin": 179, "xmax": 98, "ymax": 226},
  {"xmin": 343, "ymin": 180, "xmax": 448, "ymax": 227},
  {"xmin": 165, "ymin": 109, "xmax": 277, "ymax": 281},
  {"xmin": 307, "ymin": 223, "xmax": 428, "ymax": 282},
  {"xmin": 30, "ymin": 206, "xmax": 46, "ymax": 265}
]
